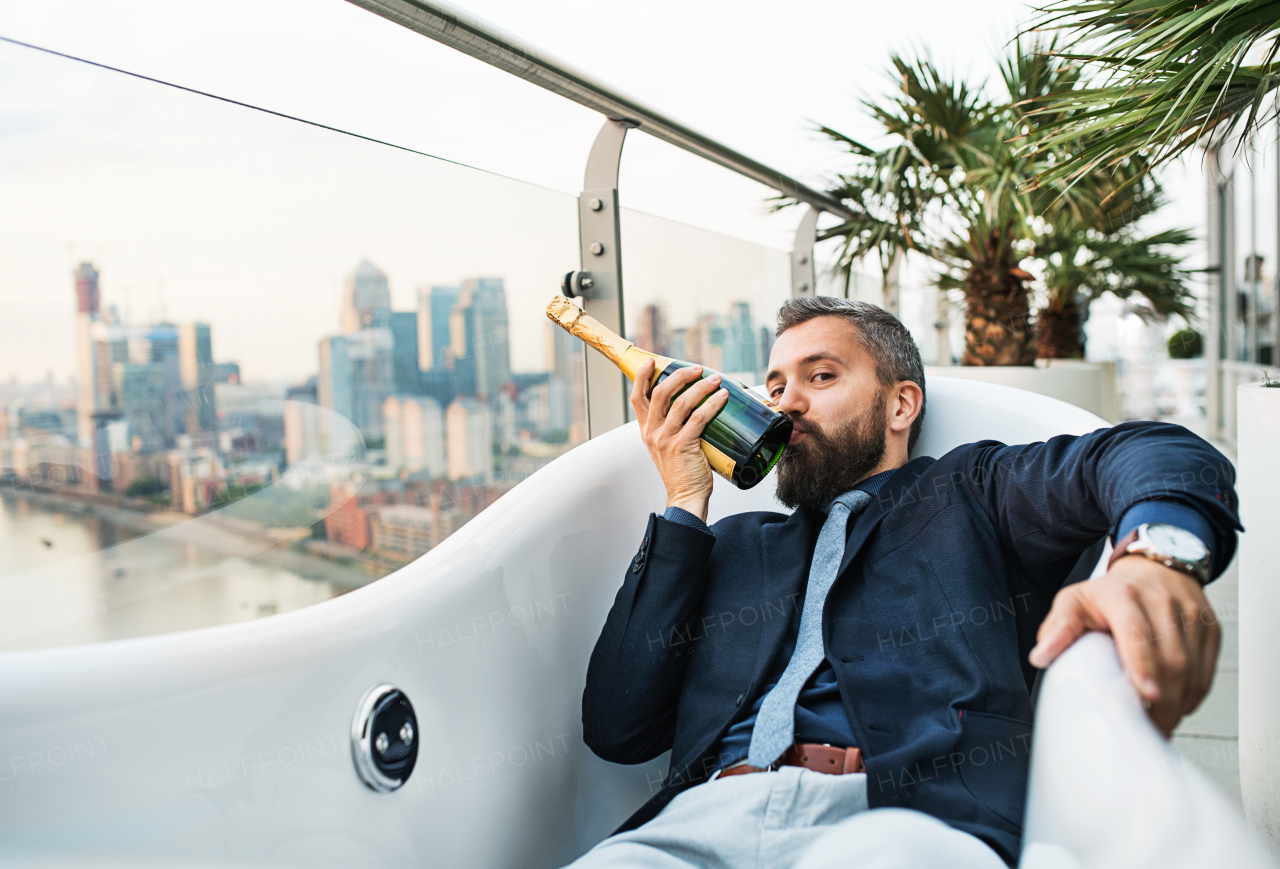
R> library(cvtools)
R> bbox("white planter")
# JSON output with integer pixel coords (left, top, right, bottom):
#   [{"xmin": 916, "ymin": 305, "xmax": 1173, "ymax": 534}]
[
  {"xmin": 925, "ymin": 360, "xmax": 1118, "ymax": 424},
  {"xmin": 1238, "ymin": 381, "xmax": 1280, "ymax": 856}
]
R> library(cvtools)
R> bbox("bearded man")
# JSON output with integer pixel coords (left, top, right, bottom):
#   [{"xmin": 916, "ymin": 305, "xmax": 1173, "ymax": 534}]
[{"xmin": 569, "ymin": 297, "xmax": 1238, "ymax": 869}]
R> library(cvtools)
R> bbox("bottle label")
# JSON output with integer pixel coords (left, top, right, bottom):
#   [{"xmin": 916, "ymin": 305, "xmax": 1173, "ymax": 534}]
[{"xmin": 700, "ymin": 440, "xmax": 736, "ymax": 481}]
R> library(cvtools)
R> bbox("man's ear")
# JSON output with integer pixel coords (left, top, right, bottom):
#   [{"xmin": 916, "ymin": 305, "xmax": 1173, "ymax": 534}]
[{"xmin": 887, "ymin": 381, "xmax": 923, "ymax": 436}]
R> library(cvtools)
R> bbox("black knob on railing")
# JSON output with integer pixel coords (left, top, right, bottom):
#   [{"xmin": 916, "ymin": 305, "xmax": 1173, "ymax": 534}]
[{"xmin": 562, "ymin": 270, "xmax": 595, "ymax": 299}]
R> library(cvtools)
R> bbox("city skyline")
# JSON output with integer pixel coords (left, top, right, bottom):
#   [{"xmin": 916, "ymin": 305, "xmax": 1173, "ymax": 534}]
[
  {"xmin": 2, "ymin": 255, "xmax": 774, "ymax": 477},
  {"xmin": 1, "ymin": 249, "xmax": 789, "ymax": 390}
]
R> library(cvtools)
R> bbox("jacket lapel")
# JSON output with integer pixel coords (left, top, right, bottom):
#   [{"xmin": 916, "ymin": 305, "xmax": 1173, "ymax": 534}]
[
  {"xmin": 751, "ymin": 507, "xmax": 819, "ymax": 687},
  {"xmin": 835, "ymin": 457, "xmax": 937, "ymax": 581}
]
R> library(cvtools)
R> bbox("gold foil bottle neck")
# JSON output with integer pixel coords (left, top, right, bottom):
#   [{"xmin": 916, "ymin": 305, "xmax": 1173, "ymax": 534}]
[{"xmin": 546, "ymin": 295, "xmax": 631, "ymax": 369}]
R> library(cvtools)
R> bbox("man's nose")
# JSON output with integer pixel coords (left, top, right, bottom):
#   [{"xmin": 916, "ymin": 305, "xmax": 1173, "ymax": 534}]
[{"xmin": 776, "ymin": 385, "xmax": 805, "ymax": 416}]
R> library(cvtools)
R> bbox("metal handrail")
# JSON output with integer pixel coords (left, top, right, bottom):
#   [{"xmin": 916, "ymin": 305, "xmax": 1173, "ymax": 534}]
[{"xmin": 344, "ymin": 0, "xmax": 856, "ymax": 222}]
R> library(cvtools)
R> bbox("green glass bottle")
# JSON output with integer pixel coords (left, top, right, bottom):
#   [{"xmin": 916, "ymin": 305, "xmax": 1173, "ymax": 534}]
[{"xmin": 548, "ymin": 295, "xmax": 791, "ymax": 490}]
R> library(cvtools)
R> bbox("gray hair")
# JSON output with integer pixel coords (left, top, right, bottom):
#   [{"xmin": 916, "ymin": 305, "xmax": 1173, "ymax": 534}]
[{"xmin": 775, "ymin": 297, "xmax": 926, "ymax": 451}]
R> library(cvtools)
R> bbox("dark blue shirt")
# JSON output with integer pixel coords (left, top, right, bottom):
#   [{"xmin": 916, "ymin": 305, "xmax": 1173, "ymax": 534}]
[{"xmin": 661, "ymin": 466, "xmax": 1217, "ymax": 772}]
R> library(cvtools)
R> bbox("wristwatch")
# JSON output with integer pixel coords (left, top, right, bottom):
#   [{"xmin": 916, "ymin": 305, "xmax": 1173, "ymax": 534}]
[{"xmin": 1107, "ymin": 523, "xmax": 1211, "ymax": 584}]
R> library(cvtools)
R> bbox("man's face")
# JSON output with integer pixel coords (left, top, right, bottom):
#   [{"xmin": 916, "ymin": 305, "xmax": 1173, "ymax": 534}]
[{"xmin": 765, "ymin": 316, "xmax": 890, "ymax": 510}]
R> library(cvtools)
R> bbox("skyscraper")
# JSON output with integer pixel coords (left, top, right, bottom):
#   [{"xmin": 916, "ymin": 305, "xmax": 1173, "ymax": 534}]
[
  {"xmin": 340, "ymin": 259, "xmax": 392, "ymax": 333},
  {"xmin": 759, "ymin": 325, "xmax": 776, "ymax": 376},
  {"xmin": 113, "ymin": 362, "xmax": 169, "ymax": 450},
  {"xmin": 389, "ymin": 311, "xmax": 422, "ymax": 395},
  {"xmin": 722, "ymin": 302, "xmax": 759, "ymax": 377},
  {"xmin": 547, "ymin": 319, "xmax": 586, "ymax": 443},
  {"xmin": 178, "ymin": 322, "xmax": 216, "ymax": 432},
  {"xmin": 73, "ymin": 263, "xmax": 103, "ymax": 445},
  {"xmin": 284, "ymin": 399, "xmax": 325, "ymax": 465},
  {"xmin": 383, "ymin": 395, "xmax": 446, "ymax": 477},
  {"xmin": 417, "ymin": 285, "xmax": 460, "ymax": 370},
  {"xmin": 74, "ymin": 262, "xmax": 99, "ymax": 315},
  {"xmin": 73, "ymin": 262, "xmax": 115, "ymax": 489},
  {"xmin": 634, "ymin": 304, "xmax": 670, "ymax": 356},
  {"xmin": 446, "ymin": 398, "xmax": 493, "ymax": 482},
  {"xmin": 448, "ymin": 278, "xmax": 510, "ymax": 401},
  {"xmin": 318, "ymin": 329, "xmax": 394, "ymax": 440}
]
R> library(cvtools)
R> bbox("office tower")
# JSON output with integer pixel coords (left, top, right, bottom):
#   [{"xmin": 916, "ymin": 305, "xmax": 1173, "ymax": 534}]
[
  {"xmin": 72, "ymin": 263, "xmax": 115, "ymax": 489},
  {"xmin": 113, "ymin": 362, "xmax": 170, "ymax": 450},
  {"xmin": 178, "ymin": 323, "xmax": 216, "ymax": 432},
  {"xmin": 759, "ymin": 325, "xmax": 776, "ymax": 375},
  {"xmin": 318, "ymin": 329, "xmax": 394, "ymax": 440},
  {"xmin": 722, "ymin": 302, "xmax": 759, "ymax": 377},
  {"xmin": 383, "ymin": 395, "xmax": 446, "ymax": 477},
  {"xmin": 448, "ymin": 278, "xmax": 511, "ymax": 401},
  {"xmin": 668, "ymin": 328, "xmax": 688, "ymax": 362},
  {"xmin": 206, "ymin": 362, "xmax": 241, "ymax": 385},
  {"xmin": 495, "ymin": 388, "xmax": 517, "ymax": 451},
  {"xmin": 417, "ymin": 285, "xmax": 460, "ymax": 370},
  {"xmin": 283, "ymin": 378, "xmax": 321, "ymax": 465},
  {"xmin": 634, "ymin": 304, "xmax": 670, "ymax": 356},
  {"xmin": 684, "ymin": 322, "xmax": 706, "ymax": 367},
  {"xmin": 446, "ymin": 398, "xmax": 493, "ymax": 482},
  {"xmin": 340, "ymin": 259, "xmax": 392, "ymax": 333},
  {"xmin": 284, "ymin": 400, "xmax": 324, "ymax": 465},
  {"xmin": 389, "ymin": 311, "xmax": 422, "ymax": 395},
  {"xmin": 285, "ymin": 379, "xmax": 318, "ymax": 404},
  {"xmin": 138, "ymin": 324, "xmax": 180, "ymax": 365},
  {"xmin": 143, "ymin": 325, "xmax": 185, "ymax": 440},
  {"xmin": 546, "ymin": 319, "xmax": 586, "ymax": 443},
  {"xmin": 74, "ymin": 262, "xmax": 100, "ymax": 315},
  {"xmin": 73, "ymin": 263, "xmax": 103, "ymax": 444}
]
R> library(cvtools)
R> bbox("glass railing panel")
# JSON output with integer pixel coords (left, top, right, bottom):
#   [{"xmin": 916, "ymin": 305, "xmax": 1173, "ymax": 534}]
[
  {"xmin": 1231, "ymin": 144, "xmax": 1279, "ymax": 365},
  {"xmin": 3, "ymin": 0, "xmax": 605, "ymax": 195},
  {"xmin": 619, "ymin": 208, "xmax": 791, "ymax": 392},
  {"xmin": 1249, "ymin": 138, "xmax": 1278, "ymax": 368},
  {"xmin": 0, "ymin": 36, "xmax": 585, "ymax": 651}
]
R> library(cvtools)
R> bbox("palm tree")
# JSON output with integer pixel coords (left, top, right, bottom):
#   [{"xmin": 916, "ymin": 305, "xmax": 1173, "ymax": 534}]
[
  {"xmin": 1026, "ymin": 0, "xmax": 1280, "ymax": 187},
  {"xmin": 815, "ymin": 44, "xmax": 1194, "ymax": 362},
  {"xmin": 820, "ymin": 56, "xmax": 1042, "ymax": 364},
  {"xmin": 1035, "ymin": 183, "xmax": 1194, "ymax": 357}
]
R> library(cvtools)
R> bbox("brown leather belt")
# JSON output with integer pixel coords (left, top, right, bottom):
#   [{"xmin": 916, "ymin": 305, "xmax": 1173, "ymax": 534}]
[{"xmin": 717, "ymin": 744, "xmax": 865, "ymax": 778}]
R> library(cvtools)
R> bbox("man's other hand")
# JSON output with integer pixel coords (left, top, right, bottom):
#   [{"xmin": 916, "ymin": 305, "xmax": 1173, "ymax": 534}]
[
  {"xmin": 1028, "ymin": 556, "xmax": 1220, "ymax": 737},
  {"xmin": 631, "ymin": 358, "xmax": 729, "ymax": 523}
]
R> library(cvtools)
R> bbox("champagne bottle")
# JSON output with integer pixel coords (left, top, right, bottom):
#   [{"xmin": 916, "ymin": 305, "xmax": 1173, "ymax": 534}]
[{"xmin": 547, "ymin": 294, "xmax": 792, "ymax": 490}]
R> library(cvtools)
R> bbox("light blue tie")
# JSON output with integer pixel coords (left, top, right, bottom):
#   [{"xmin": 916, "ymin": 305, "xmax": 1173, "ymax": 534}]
[{"xmin": 746, "ymin": 488, "xmax": 872, "ymax": 769}]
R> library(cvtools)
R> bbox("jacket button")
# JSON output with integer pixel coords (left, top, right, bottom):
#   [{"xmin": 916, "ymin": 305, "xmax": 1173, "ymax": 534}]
[{"xmin": 735, "ymin": 693, "xmax": 745, "ymax": 707}]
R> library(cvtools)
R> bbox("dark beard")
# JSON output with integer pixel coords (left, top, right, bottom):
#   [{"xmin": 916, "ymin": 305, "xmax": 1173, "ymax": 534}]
[{"xmin": 774, "ymin": 391, "xmax": 887, "ymax": 512}]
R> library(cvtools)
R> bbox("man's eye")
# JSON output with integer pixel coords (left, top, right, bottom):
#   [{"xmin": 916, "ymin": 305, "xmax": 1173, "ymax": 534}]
[{"xmin": 814, "ymin": 372, "xmax": 834, "ymax": 382}]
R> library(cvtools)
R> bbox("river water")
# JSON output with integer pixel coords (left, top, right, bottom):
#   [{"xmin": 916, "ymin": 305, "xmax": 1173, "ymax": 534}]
[{"xmin": 0, "ymin": 491, "xmax": 378, "ymax": 653}]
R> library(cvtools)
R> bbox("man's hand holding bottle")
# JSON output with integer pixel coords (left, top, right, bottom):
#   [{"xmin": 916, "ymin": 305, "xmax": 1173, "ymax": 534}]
[{"xmin": 630, "ymin": 358, "xmax": 729, "ymax": 523}]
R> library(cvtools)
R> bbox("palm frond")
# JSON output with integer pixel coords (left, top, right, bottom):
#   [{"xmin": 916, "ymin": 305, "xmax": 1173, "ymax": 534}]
[{"xmin": 1026, "ymin": 0, "xmax": 1280, "ymax": 185}]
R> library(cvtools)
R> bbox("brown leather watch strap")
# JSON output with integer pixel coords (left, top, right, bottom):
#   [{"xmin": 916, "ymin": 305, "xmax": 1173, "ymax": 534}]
[
  {"xmin": 1106, "ymin": 528, "xmax": 1141, "ymax": 572},
  {"xmin": 1106, "ymin": 526, "xmax": 1209, "ymax": 583}
]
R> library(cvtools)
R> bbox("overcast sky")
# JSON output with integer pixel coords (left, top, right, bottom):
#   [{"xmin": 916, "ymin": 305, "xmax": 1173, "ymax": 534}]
[{"xmin": 0, "ymin": 0, "xmax": 1208, "ymax": 383}]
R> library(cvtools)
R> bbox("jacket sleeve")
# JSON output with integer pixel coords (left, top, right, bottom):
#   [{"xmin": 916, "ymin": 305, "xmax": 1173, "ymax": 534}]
[
  {"xmin": 961, "ymin": 420, "xmax": 1241, "ymax": 585},
  {"xmin": 581, "ymin": 512, "xmax": 716, "ymax": 765}
]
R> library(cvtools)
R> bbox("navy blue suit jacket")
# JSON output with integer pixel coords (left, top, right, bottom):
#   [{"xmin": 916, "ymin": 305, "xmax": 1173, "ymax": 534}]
[{"xmin": 582, "ymin": 422, "xmax": 1240, "ymax": 865}]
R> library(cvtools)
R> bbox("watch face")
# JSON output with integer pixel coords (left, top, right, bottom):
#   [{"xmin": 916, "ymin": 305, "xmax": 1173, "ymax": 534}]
[{"xmin": 1145, "ymin": 524, "xmax": 1209, "ymax": 561}]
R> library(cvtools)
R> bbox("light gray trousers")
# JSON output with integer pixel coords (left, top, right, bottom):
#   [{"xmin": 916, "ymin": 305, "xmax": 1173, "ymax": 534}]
[{"xmin": 566, "ymin": 767, "xmax": 1006, "ymax": 869}]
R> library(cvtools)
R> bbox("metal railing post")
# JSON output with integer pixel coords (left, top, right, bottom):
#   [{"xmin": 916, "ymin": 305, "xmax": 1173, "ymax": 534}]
[
  {"xmin": 580, "ymin": 119, "xmax": 631, "ymax": 437},
  {"xmin": 790, "ymin": 206, "xmax": 819, "ymax": 299},
  {"xmin": 1206, "ymin": 150, "xmax": 1223, "ymax": 438}
]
